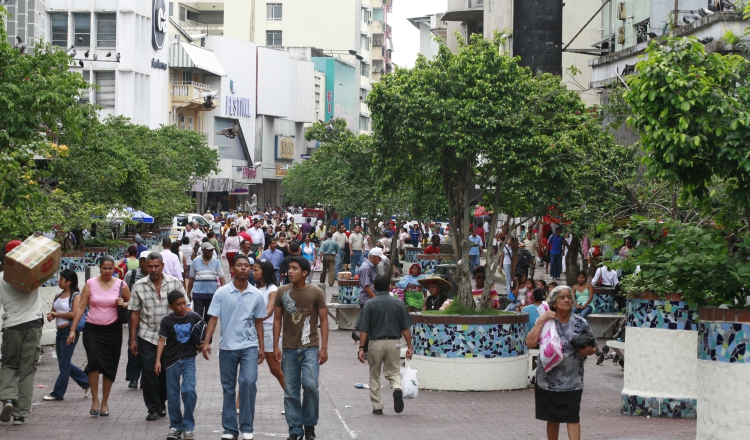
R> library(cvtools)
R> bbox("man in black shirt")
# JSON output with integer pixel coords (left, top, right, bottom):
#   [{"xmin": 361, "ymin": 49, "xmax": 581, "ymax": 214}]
[
  {"xmin": 354, "ymin": 275, "xmax": 413, "ymax": 415},
  {"xmin": 278, "ymin": 241, "xmax": 301, "ymax": 285}
]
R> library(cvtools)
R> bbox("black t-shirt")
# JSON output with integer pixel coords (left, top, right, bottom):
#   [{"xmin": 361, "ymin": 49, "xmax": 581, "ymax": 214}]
[
  {"xmin": 158, "ymin": 311, "xmax": 203, "ymax": 368},
  {"xmin": 425, "ymin": 294, "xmax": 448, "ymax": 311}
]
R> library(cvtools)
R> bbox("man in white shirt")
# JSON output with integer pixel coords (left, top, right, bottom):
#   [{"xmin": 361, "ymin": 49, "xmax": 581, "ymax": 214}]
[
  {"xmin": 188, "ymin": 221, "xmax": 206, "ymax": 247},
  {"xmin": 592, "ymin": 265, "xmax": 619, "ymax": 287},
  {"xmin": 177, "ymin": 223, "xmax": 192, "ymax": 243},
  {"xmin": 159, "ymin": 237, "xmax": 184, "ymax": 282},
  {"xmin": 248, "ymin": 219, "xmax": 265, "ymax": 252},
  {"xmin": 349, "ymin": 225, "xmax": 364, "ymax": 275},
  {"xmin": 236, "ymin": 213, "xmax": 251, "ymax": 231},
  {"xmin": 332, "ymin": 224, "xmax": 349, "ymax": 277},
  {"xmin": 203, "ymin": 211, "xmax": 213, "ymax": 223}
]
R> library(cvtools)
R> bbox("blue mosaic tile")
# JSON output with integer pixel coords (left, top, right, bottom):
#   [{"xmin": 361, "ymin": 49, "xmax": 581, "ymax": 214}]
[
  {"xmin": 593, "ymin": 294, "xmax": 615, "ymax": 313},
  {"xmin": 338, "ymin": 285, "xmax": 360, "ymax": 304},
  {"xmin": 621, "ymin": 393, "xmax": 659, "ymax": 417},
  {"xmin": 698, "ymin": 321, "xmax": 750, "ymax": 363},
  {"xmin": 626, "ymin": 298, "xmax": 697, "ymax": 331},
  {"xmin": 410, "ymin": 322, "xmax": 527, "ymax": 358},
  {"xmin": 660, "ymin": 398, "xmax": 697, "ymax": 419},
  {"xmin": 419, "ymin": 259, "xmax": 439, "ymax": 275},
  {"xmin": 404, "ymin": 248, "xmax": 421, "ymax": 263}
]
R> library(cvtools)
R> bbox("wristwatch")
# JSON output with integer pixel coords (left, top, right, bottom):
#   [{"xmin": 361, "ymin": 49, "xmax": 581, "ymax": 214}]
[{"xmin": 359, "ymin": 346, "xmax": 365, "ymax": 350}]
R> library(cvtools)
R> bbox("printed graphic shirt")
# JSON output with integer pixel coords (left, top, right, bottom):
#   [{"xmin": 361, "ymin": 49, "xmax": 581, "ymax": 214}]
[
  {"xmin": 158, "ymin": 311, "xmax": 204, "ymax": 368},
  {"xmin": 274, "ymin": 284, "xmax": 326, "ymax": 349}
]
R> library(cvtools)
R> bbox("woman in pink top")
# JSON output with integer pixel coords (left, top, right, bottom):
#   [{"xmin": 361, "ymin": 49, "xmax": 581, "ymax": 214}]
[{"xmin": 68, "ymin": 255, "xmax": 131, "ymax": 417}]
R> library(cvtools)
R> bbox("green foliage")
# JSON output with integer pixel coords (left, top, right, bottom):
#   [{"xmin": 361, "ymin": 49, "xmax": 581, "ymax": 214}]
[
  {"xmin": 606, "ymin": 216, "xmax": 750, "ymax": 307},
  {"xmin": 423, "ymin": 300, "xmax": 515, "ymax": 315},
  {"xmin": 625, "ymin": 37, "xmax": 750, "ymax": 227}
]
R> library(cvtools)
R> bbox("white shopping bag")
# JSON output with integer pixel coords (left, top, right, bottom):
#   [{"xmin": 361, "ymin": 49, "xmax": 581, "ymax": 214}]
[
  {"xmin": 537, "ymin": 302, "xmax": 563, "ymax": 373},
  {"xmin": 400, "ymin": 360, "xmax": 419, "ymax": 399}
]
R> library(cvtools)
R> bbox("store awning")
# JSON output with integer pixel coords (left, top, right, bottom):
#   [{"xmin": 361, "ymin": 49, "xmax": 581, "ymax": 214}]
[
  {"xmin": 192, "ymin": 178, "xmax": 234, "ymax": 193},
  {"xmin": 169, "ymin": 41, "xmax": 227, "ymax": 77},
  {"xmin": 441, "ymin": 8, "xmax": 484, "ymax": 22}
]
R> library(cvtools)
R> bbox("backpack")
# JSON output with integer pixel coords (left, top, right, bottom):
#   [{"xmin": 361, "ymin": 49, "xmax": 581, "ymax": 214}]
[
  {"xmin": 517, "ymin": 249, "xmax": 532, "ymax": 268},
  {"xmin": 191, "ymin": 319, "xmax": 207, "ymax": 346},
  {"xmin": 114, "ymin": 258, "xmax": 128, "ymax": 279},
  {"xmin": 54, "ymin": 291, "xmax": 87, "ymax": 332}
]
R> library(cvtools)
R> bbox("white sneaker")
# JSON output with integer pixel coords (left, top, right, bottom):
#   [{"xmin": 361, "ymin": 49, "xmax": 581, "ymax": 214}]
[
  {"xmin": 242, "ymin": 434, "xmax": 254, "ymax": 440},
  {"xmin": 221, "ymin": 434, "xmax": 237, "ymax": 440}
]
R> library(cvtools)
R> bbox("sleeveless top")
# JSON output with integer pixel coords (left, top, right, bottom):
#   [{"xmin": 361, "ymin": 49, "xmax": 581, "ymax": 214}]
[
  {"xmin": 257, "ymin": 284, "xmax": 278, "ymax": 324},
  {"xmin": 574, "ymin": 286, "xmax": 590, "ymax": 305},
  {"xmin": 53, "ymin": 293, "xmax": 73, "ymax": 327},
  {"xmin": 86, "ymin": 278, "xmax": 124, "ymax": 325}
]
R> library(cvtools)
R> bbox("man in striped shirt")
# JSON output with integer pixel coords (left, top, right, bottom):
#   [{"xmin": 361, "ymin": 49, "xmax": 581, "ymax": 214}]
[{"xmin": 187, "ymin": 242, "xmax": 226, "ymax": 323}]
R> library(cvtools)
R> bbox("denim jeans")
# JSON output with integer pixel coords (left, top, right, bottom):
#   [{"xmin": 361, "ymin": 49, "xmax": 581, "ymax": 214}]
[
  {"xmin": 334, "ymin": 250, "xmax": 346, "ymax": 277},
  {"xmin": 469, "ymin": 255, "xmax": 480, "ymax": 274},
  {"xmin": 504, "ymin": 299, "xmax": 521, "ymax": 312},
  {"xmin": 166, "ymin": 357, "xmax": 197, "ymax": 432},
  {"xmin": 573, "ymin": 305, "xmax": 593, "ymax": 318},
  {"xmin": 503, "ymin": 263, "xmax": 512, "ymax": 296},
  {"xmin": 550, "ymin": 253, "xmax": 562, "ymax": 279},
  {"xmin": 351, "ymin": 250, "xmax": 363, "ymax": 275},
  {"xmin": 282, "ymin": 347, "xmax": 320, "ymax": 437},
  {"xmin": 219, "ymin": 346, "xmax": 259, "ymax": 436},
  {"xmin": 192, "ymin": 297, "xmax": 214, "ymax": 322},
  {"xmin": 50, "ymin": 328, "xmax": 89, "ymax": 399}
]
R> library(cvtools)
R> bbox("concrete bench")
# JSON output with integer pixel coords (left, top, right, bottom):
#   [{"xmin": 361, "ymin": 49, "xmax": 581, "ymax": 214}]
[
  {"xmin": 326, "ymin": 302, "xmax": 361, "ymax": 330},
  {"xmin": 606, "ymin": 339, "xmax": 625, "ymax": 363},
  {"xmin": 586, "ymin": 313, "xmax": 623, "ymax": 338}
]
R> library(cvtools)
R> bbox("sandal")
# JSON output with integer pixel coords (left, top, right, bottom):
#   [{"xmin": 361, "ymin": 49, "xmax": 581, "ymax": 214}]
[
  {"xmin": 90, "ymin": 404, "xmax": 100, "ymax": 417},
  {"xmin": 42, "ymin": 395, "xmax": 60, "ymax": 401}
]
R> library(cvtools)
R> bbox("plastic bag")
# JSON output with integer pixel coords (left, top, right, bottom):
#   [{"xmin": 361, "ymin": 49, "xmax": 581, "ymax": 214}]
[
  {"xmin": 400, "ymin": 360, "xmax": 418, "ymax": 399},
  {"xmin": 537, "ymin": 302, "xmax": 563, "ymax": 373}
]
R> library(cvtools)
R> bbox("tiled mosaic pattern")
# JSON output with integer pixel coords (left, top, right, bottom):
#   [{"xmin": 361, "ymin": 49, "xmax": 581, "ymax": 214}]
[
  {"xmin": 419, "ymin": 259, "xmax": 439, "ymax": 275},
  {"xmin": 698, "ymin": 321, "xmax": 750, "ymax": 363},
  {"xmin": 411, "ymin": 322, "xmax": 527, "ymax": 358},
  {"xmin": 621, "ymin": 393, "xmax": 697, "ymax": 419},
  {"xmin": 338, "ymin": 285, "xmax": 360, "ymax": 304},
  {"xmin": 592, "ymin": 294, "xmax": 615, "ymax": 313},
  {"xmin": 404, "ymin": 248, "xmax": 421, "ymax": 263},
  {"xmin": 626, "ymin": 298, "xmax": 697, "ymax": 331}
]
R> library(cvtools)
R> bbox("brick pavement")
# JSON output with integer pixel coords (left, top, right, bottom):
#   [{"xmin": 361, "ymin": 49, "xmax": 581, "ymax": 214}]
[{"xmin": 0, "ymin": 271, "xmax": 696, "ymax": 440}]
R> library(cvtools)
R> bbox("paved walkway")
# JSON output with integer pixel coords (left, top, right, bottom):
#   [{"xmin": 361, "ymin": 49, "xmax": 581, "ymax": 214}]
[{"xmin": 0, "ymin": 268, "xmax": 696, "ymax": 440}]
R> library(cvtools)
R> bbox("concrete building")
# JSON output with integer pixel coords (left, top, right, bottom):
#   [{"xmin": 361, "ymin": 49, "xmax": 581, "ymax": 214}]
[
  {"xmin": 2, "ymin": 0, "xmax": 47, "ymax": 48},
  {"xmin": 407, "ymin": 14, "xmax": 447, "ymax": 61},
  {"xmin": 412, "ymin": 0, "xmax": 601, "ymax": 106}
]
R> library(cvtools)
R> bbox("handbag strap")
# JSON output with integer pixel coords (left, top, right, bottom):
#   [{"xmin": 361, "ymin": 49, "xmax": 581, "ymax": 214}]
[{"xmin": 118, "ymin": 278, "xmax": 124, "ymax": 298}]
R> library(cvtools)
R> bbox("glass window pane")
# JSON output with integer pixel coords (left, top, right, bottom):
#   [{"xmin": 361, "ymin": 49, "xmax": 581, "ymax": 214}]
[
  {"xmin": 97, "ymin": 13, "xmax": 116, "ymax": 47},
  {"xmin": 95, "ymin": 71, "xmax": 115, "ymax": 108},
  {"xmin": 51, "ymin": 13, "xmax": 68, "ymax": 47},
  {"xmin": 74, "ymin": 13, "xmax": 91, "ymax": 46}
]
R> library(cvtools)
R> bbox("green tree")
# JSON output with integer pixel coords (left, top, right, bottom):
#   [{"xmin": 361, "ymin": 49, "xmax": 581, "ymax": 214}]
[{"xmin": 0, "ymin": 7, "xmax": 91, "ymax": 242}]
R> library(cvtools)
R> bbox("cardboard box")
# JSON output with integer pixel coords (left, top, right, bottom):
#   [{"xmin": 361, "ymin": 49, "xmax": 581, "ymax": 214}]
[{"xmin": 4, "ymin": 235, "xmax": 61, "ymax": 292}]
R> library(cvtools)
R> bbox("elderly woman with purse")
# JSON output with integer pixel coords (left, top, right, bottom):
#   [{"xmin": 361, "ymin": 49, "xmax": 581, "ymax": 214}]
[{"xmin": 525, "ymin": 286, "xmax": 597, "ymax": 440}]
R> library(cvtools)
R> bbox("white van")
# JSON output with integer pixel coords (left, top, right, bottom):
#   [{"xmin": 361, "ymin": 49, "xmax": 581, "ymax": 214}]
[{"xmin": 169, "ymin": 213, "xmax": 211, "ymax": 241}]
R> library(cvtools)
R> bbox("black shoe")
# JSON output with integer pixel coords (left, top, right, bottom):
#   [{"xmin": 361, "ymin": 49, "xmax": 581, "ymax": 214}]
[
  {"xmin": 128, "ymin": 380, "xmax": 138, "ymax": 389},
  {"xmin": 157, "ymin": 408, "xmax": 167, "ymax": 418},
  {"xmin": 286, "ymin": 436, "xmax": 301, "ymax": 440},
  {"xmin": 167, "ymin": 428, "xmax": 183, "ymax": 440},
  {"xmin": 372, "ymin": 409, "xmax": 383, "ymax": 415},
  {"xmin": 393, "ymin": 388, "xmax": 404, "ymax": 414},
  {"xmin": 146, "ymin": 411, "xmax": 160, "ymax": 421},
  {"xmin": 304, "ymin": 426, "xmax": 316, "ymax": 440},
  {"xmin": 12, "ymin": 416, "xmax": 25, "ymax": 425},
  {"xmin": 0, "ymin": 400, "xmax": 12, "ymax": 423}
]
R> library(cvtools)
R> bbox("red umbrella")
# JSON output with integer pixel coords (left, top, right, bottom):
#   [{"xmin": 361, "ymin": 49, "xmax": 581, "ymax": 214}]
[{"xmin": 474, "ymin": 206, "xmax": 488, "ymax": 217}]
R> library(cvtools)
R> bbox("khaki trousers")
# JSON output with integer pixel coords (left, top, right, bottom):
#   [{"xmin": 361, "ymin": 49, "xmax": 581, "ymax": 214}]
[
  {"xmin": 320, "ymin": 254, "xmax": 336, "ymax": 286},
  {"xmin": 367, "ymin": 339, "xmax": 402, "ymax": 410},
  {"xmin": 0, "ymin": 327, "xmax": 42, "ymax": 417}
]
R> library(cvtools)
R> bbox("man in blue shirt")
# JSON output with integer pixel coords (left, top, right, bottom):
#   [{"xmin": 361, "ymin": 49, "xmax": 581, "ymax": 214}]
[
  {"xmin": 468, "ymin": 228, "xmax": 483, "ymax": 274},
  {"xmin": 187, "ymin": 242, "xmax": 226, "ymax": 323},
  {"xmin": 260, "ymin": 239, "xmax": 285, "ymax": 283},
  {"xmin": 548, "ymin": 228, "xmax": 568, "ymax": 280},
  {"xmin": 203, "ymin": 255, "xmax": 267, "ymax": 440}
]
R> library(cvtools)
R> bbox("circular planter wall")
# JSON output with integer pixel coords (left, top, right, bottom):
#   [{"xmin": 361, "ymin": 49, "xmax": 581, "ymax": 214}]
[
  {"xmin": 404, "ymin": 246, "xmax": 422, "ymax": 264},
  {"xmin": 621, "ymin": 292, "xmax": 698, "ymax": 418},
  {"xmin": 410, "ymin": 312, "xmax": 529, "ymax": 391},
  {"xmin": 591, "ymin": 286, "xmax": 616, "ymax": 313},
  {"xmin": 416, "ymin": 254, "xmax": 454, "ymax": 275},
  {"xmin": 696, "ymin": 307, "xmax": 750, "ymax": 439}
]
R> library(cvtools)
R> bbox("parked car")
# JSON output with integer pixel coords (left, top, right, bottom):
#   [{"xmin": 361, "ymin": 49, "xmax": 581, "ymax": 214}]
[{"xmin": 169, "ymin": 213, "xmax": 210, "ymax": 241}]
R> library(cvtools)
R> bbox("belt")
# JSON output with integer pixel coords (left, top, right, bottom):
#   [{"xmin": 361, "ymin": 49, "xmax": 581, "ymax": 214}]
[{"xmin": 370, "ymin": 337, "xmax": 400, "ymax": 341}]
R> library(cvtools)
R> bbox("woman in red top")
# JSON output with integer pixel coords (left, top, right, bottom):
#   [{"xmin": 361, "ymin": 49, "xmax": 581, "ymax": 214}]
[{"xmin": 424, "ymin": 235, "xmax": 441, "ymax": 254}]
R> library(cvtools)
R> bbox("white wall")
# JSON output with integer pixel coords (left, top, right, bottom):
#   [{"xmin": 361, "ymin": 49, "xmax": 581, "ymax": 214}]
[{"xmin": 257, "ymin": 47, "xmax": 291, "ymax": 118}]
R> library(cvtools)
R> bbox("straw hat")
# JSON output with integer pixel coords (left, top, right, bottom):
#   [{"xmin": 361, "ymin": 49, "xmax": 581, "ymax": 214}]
[{"xmin": 418, "ymin": 275, "xmax": 452, "ymax": 294}]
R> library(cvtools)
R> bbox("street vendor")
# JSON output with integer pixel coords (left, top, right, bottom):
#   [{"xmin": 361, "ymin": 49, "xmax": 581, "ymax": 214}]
[{"xmin": 395, "ymin": 263, "xmax": 426, "ymax": 311}]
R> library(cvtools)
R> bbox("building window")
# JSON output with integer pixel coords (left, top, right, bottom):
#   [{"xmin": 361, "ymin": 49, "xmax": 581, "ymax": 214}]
[
  {"xmin": 180, "ymin": 115, "xmax": 185, "ymax": 130},
  {"xmin": 182, "ymin": 69, "xmax": 192, "ymax": 82},
  {"xmin": 373, "ymin": 34, "xmax": 382, "ymax": 47},
  {"xmin": 179, "ymin": 6, "xmax": 185, "ymax": 21},
  {"xmin": 359, "ymin": 115, "xmax": 370, "ymax": 131},
  {"xmin": 361, "ymin": 8, "xmax": 371, "ymax": 23},
  {"xmin": 80, "ymin": 70, "xmax": 90, "ymax": 103},
  {"xmin": 74, "ymin": 13, "xmax": 91, "ymax": 47},
  {"xmin": 266, "ymin": 30, "xmax": 282, "ymax": 46},
  {"xmin": 360, "ymin": 63, "xmax": 370, "ymax": 78},
  {"xmin": 359, "ymin": 88, "xmax": 368, "ymax": 102},
  {"xmin": 169, "ymin": 2, "xmax": 174, "ymax": 16},
  {"xmin": 95, "ymin": 71, "xmax": 115, "ymax": 108},
  {"xmin": 188, "ymin": 116, "xmax": 194, "ymax": 131},
  {"xmin": 360, "ymin": 35, "xmax": 370, "ymax": 50},
  {"xmin": 267, "ymin": 3, "xmax": 282, "ymax": 20},
  {"xmin": 96, "ymin": 13, "xmax": 116, "ymax": 48},
  {"xmin": 51, "ymin": 13, "xmax": 68, "ymax": 47}
]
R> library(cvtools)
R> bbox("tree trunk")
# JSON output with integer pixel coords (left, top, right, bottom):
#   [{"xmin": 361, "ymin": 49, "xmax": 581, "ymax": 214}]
[{"xmin": 565, "ymin": 235, "xmax": 581, "ymax": 285}]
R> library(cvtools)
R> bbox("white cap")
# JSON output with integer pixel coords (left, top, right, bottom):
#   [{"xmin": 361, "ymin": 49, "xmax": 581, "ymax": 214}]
[
  {"xmin": 138, "ymin": 251, "xmax": 150, "ymax": 259},
  {"xmin": 369, "ymin": 247, "xmax": 385, "ymax": 259}
]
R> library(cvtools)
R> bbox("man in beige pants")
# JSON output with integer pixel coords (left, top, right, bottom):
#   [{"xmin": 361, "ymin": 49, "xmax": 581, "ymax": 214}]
[{"xmin": 355, "ymin": 274, "xmax": 413, "ymax": 415}]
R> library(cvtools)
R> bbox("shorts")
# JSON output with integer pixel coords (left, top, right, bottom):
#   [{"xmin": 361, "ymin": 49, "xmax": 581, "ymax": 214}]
[{"xmin": 263, "ymin": 321, "xmax": 279, "ymax": 353}]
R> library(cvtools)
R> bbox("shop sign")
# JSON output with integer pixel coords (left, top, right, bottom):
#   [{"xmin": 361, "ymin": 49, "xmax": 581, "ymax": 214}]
[
  {"xmin": 241, "ymin": 167, "xmax": 257, "ymax": 179},
  {"xmin": 152, "ymin": 0, "xmax": 167, "ymax": 50},
  {"xmin": 275, "ymin": 165, "xmax": 287, "ymax": 177},
  {"xmin": 225, "ymin": 96, "xmax": 252, "ymax": 117},
  {"xmin": 275, "ymin": 136, "xmax": 295, "ymax": 160},
  {"xmin": 151, "ymin": 58, "xmax": 167, "ymax": 70}
]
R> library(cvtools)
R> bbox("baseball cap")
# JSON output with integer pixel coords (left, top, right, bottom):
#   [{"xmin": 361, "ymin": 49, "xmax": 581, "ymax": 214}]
[
  {"xmin": 138, "ymin": 251, "xmax": 150, "ymax": 259},
  {"xmin": 369, "ymin": 247, "xmax": 385, "ymax": 259},
  {"xmin": 201, "ymin": 242, "xmax": 215, "ymax": 250},
  {"xmin": 5, "ymin": 240, "xmax": 22, "ymax": 253}
]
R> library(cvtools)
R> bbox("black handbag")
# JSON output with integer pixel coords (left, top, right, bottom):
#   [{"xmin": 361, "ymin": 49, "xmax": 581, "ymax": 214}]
[{"xmin": 117, "ymin": 280, "xmax": 129, "ymax": 324}]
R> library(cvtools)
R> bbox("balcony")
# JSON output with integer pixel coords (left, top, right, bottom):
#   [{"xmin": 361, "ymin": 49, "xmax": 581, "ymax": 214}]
[{"xmin": 171, "ymin": 81, "xmax": 218, "ymax": 110}]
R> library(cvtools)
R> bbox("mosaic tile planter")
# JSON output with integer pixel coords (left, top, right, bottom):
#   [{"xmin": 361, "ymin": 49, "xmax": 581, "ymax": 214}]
[
  {"xmin": 697, "ymin": 308, "xmax": 750, "ymax": 439},
  {"xmin": 409, "ymin": 313, "xmax": 529, "ymax": 390},
  {"xmin": 591, "ymin": 286, "xmax": 616, "ymax": 313},
  {"xmin": 404, "ymin": 246, "xmax": 422, "ymax": 264},
  {"xmin": 416, "ymin": 254, "xmax": 454, "ymax": 275},
  {"xmin": 336, "ymin": 280, "xmax": 360, "ymax": 304},
  {"xmin": 622, "ymin": 292, "xmax": 698, "ymax": 419}
]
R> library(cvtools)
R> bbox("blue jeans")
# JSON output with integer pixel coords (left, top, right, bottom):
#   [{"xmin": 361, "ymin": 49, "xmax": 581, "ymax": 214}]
[
  {"xmin": 351, "ymin": 250, "xmax": 363, "ymax": 275},
  {"xmin": 282, "ymin": 347, "xmax": 320, "ymax": 437},
  {"xmin": 469, "ymin": 255, "xmax": 480, "ymax": 274},
  {"xmin": 334, "ymin": 250, "xmax": 346, "ymax": 277},
  {"xmin": 503, "ymin": 263, "xmax": 512, "ymax": 295},
  {"xmin": 166, "ymin": 356, "xmax": 197, "ymax": 432},
  {"xmin": 504, "ymin": 299, "xmax": 521, "ymax": 312},
  {"xmin": 550, "ymin": 253, "xmax": 562, "ymax": 278},
  {"xmin": 219, "ymin": 346, "xmax": 259, "ymax": 436},
  {"xmin": 573, "ymin": 305, "xmax": 593, "ymax": 318},
  {"xmin": 50, "ymin": 327, "xmax": 89, "ymax": 399}
]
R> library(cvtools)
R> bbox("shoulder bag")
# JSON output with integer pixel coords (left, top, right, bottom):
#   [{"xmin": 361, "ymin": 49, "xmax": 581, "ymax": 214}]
[{"xmin": 117, "ymin": 279, "xmax": 130, "ymax": 324}]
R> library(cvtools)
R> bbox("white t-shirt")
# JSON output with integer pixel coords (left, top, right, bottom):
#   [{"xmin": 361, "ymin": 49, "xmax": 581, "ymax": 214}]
[
  {"xmin": 502, "ymin": 245, "xmax": 513, "ymax": 265},
  {"xmin": 258, "ymin": 284, "xmax": 278, "ymax": 324},
  {"xmin": 593, "ymin": 267, "xmax": 619, "ymax": 286},
  {"xmin": 180, "ymin": 245, "xmax": 194, "ymax": 266}
]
